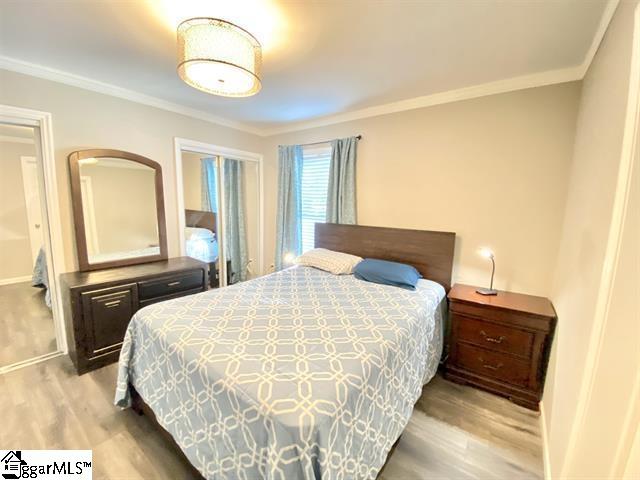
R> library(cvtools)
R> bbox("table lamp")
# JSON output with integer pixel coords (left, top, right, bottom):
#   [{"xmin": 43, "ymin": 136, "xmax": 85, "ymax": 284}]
[{"xmin": 477, "ymin": 248, "xmax": 498, "ymax": 295}]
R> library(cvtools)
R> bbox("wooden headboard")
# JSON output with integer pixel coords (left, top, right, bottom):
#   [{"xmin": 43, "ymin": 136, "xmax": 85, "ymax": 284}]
[
  {"xmin": 315, "ymin": 223, "xmax": 456, "ymax": 291},
  {"xmin": 185, "ymin": 209, "xmax": 216, "ymax": 233}
]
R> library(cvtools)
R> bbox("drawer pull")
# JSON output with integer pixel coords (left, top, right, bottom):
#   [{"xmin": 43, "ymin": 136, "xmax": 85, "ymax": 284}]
[
  {"xmin": 478, "ymin": 357, "xmax": 503, "ymax": 370},
  {"xmin": 167, "ymin": 281, "xmax": 181, "ymax": 287},
  {"xmin": 480, "ymin": 330, "xmax": 506, "ymax": 344},
  {"xmin": 104, "ymin": 300, "xmax": 121, "ymax": 308}
]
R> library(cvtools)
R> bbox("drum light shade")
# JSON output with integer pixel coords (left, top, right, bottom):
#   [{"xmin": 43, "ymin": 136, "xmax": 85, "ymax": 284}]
[{"xmin": 177, "ymin": 18, "xmax": 262, "ymax": 97}]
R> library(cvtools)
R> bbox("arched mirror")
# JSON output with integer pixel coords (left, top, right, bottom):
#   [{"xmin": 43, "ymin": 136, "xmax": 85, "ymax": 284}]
[{"xmin": 69, "ymin": 149, "xmax": 168, "ymax": 271}]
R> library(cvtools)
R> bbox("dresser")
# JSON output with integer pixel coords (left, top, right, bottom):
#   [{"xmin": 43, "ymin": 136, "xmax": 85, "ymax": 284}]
[
  {"xmin": 445, "ymin": 284, "xmax": 557, "ymax": 410},
  {"xmin": 61, "ymin": 257, "xmax": 207, "ymax": 375}
]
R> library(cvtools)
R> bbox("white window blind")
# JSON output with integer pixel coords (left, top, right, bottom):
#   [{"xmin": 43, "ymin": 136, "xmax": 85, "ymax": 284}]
[{"xmin": 300, "ymin": 144, "xmax": 332, "ymax": 252}]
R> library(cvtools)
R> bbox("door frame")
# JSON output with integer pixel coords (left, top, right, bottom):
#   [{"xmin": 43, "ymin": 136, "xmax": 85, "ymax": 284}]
[
  {"xmin": 0, "ymin": 105, "xmax": 67, "ymax": 372},
  {"xmin": 173, "ymin": 137, "xmax": 264, "ymax": 284}
]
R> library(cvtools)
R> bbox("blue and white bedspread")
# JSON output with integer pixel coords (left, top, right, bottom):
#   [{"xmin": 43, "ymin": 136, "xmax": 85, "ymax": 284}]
[{"xmin": 115, "ymin": 266, "xmax": 445, "ymax": 480}]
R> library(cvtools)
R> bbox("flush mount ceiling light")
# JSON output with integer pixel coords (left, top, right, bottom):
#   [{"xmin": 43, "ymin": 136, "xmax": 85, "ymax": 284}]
[{"xmin": 177, "ymin": 17, "xmax": 262, "ymax": 97}]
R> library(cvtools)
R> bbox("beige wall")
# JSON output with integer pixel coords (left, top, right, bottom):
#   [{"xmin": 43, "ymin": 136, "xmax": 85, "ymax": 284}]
[
  {"xmin": 182, "ymin": 152, "xmax": 203, "ymax": 211},
  {"xmin": 264, "ymin": 82, "xmax": 581, "ymax": 296},
  {"xmin": 0, "ymin": 69, "xmax": 264, "ymax": 273},
  {"xmin": 543, "ymin": 1, "xmax": 639, "ymax": 477},
  {"xmin": 0, "ymin": 139, "xmax": 38, "ymax": 280}
]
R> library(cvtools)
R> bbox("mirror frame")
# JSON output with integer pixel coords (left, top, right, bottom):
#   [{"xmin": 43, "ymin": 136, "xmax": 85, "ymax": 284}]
[{"xmin": 68, "ymin": 149, "xmax": 168, "ymax": 271}]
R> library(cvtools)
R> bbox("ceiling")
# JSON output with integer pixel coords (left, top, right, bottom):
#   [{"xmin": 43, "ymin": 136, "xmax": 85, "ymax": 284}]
[{"xmin": 0, "ymin": 0, "xmax": 610, "ymax": 134}]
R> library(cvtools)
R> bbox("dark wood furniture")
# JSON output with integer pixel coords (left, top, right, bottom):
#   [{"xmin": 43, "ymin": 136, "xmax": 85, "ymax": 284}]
[
  {"xmin": 185, "ymin": 209, "xmax": 217, "ymax": 233},
  {"xmin": 315, "ymin": 223, "xmax": 456, "ymax": 291},
  {"xmin": 68, "ymin": 149, "xmax": 168, "ymax": 271},
  {"xmin": 445, "ymin": 284, "xmax": 556, "ymax": 410},
  {"xmin": 184, "ymin": 208, "xmax": 234, "ymax": 288},
  {"xmin": 61, "ymin": 257, "xmax": 207, "ymax": 375}
]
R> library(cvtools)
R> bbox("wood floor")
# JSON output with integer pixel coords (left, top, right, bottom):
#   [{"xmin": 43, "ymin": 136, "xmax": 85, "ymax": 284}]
[
  {"xmin": 0, "ymin": 281, "xmax": 56, "ymax": 367},
  {"xmin": 1, "ymin": 356, "xmax": 543, "ymax": 479}
]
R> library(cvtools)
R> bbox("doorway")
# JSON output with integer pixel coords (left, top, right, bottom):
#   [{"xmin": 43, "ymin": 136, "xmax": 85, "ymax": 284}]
[
  {"xmin": 0, "ymin": 106, "xmax": 65, "ymax": 373},
  {"xmin": 174, "ymin": 138, "xmax": 263, "ymax": 288}
]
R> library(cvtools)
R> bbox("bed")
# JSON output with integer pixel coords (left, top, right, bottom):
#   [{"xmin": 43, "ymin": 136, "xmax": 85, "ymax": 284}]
[
  {"xmin": 185, "ymin": 209, "xmax": 219, "ymax": 263},
  {"xmin": 115, "ymin": 223, "xmax": 456, "ymax": 479}
]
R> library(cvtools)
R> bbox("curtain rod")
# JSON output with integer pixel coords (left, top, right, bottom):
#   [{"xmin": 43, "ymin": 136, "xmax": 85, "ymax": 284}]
[{"xmin": 301, "ymin": 135, "xmax": 362, "ymax": 147}]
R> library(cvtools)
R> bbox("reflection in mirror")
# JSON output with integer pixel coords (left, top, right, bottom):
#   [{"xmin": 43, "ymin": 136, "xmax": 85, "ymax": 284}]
[
  {"xmin": 181, "ymin": 151, "xmax": 260, "ymax": 288},
  {"xmin": 77, "ymin": 157, "xmax": 160, "ymax": 264},
  {"xmin": 0, "ymin": 123, "xmax": 58, "ymax": 368},
  {"xmin": 182, "ymin": 152, "xmax": 221, "ymax": 288}
]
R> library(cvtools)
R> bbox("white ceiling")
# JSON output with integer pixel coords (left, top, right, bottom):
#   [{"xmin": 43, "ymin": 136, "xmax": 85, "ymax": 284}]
[{"xmin": 0, "ymin": 0, "xmax": 611, "ymax": 134}]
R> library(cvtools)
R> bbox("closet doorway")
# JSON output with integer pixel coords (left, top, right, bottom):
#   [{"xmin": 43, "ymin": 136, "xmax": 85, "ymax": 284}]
[
  {"xmin": 175, "ymin": 139, "xmax": 263, "ymax": 288},
  {"xmin": 0, "ymin": 106, "xmax": 65, "ymax": 373}
]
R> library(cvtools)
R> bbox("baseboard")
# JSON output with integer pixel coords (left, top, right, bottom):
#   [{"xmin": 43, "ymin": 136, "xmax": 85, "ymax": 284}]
[
  {"xmin": 540, "ymin": 400, "xmax": 553, "ymax": 480},
  {"xmin": 0, "ymin": 275, "xmax": 32, "ymax": 286}
]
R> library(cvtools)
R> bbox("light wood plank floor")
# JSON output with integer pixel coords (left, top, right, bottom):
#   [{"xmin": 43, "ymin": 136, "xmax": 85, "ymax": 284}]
[
  {"xmin": 1, "ymin": 357, "xmax": 543, "ymax": 479},
  {"xmin": 0, "ymin": 281, "xmax": 56, "ymax": 367}
]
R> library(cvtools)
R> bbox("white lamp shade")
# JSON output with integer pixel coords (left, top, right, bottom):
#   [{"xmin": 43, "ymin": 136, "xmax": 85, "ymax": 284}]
[{"xmin": 177, "ymin": 18, "xmax": 262, "ymax": 97}]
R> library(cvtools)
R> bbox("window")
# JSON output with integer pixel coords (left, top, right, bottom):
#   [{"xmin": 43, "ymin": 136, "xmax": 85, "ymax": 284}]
[{"xmin": 300, "ymin": 144, "xmax": 332, "ymax": 252}]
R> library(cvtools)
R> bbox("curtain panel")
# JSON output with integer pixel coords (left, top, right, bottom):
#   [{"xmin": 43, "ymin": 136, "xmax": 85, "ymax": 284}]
[
  {"xmin": 275, "ymin": 145, "xmax": 303, "ymax": 270},
  {"xmin": 201, "ymin": 157, "xmax": 218, "ymax": 213},
  {"xmin": 223, "ymin": 158, "xmax": 249, "ymax": 282},
  {"xmin": 327, "ymin": 136, "xmax": 358, "ymax": 224}
]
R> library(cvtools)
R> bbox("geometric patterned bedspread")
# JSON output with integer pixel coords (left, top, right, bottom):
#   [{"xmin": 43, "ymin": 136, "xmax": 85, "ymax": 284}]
[{"xmin": 115, "ymin": 266, "xmax": 445, "ymax": 479}]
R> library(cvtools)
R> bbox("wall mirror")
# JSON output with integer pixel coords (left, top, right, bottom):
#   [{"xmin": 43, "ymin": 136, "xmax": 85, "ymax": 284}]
[
  {"xmin": 69, "ymin": 149, "xmax": 167, "ymax": 271},
  {"xmin": 178, "ymin": 143, "xmax": 263, "ymax": 289}
]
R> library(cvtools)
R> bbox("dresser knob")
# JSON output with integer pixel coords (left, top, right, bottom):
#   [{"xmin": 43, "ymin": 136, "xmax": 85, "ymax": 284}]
[
  {"xmin": 167, "ymin": 281, "xmax": 181, "ymax": 287},
  {"xmin": 480, "ymin": 330, "xmax": 506, "ymax": 344}
]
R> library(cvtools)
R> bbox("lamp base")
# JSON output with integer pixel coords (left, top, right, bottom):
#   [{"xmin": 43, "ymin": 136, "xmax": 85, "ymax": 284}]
[{"xmin": 476, "ymin": 288, "xmax": 498, "ymax": 296}]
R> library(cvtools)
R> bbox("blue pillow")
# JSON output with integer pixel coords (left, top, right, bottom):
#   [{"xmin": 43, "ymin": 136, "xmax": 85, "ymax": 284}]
[{"xmin": 353, "ymin": 258, "xmax": 422, "ymax": 290}]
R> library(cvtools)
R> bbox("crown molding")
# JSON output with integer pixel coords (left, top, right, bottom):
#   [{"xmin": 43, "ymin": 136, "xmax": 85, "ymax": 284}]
[
  {"xmin": 263, "ymin": 66, "xmax": 584, "ymax": 135},
  {"xmin": 263, "ymin": 0, "xmax": 619, "ymax": 137},
  {"xmin": 0, "ymin": 55, "xmax": 264, "ymax": 136},
  {"xmin": 0, "ymin": 0, "xmax": 619, "ymax": 139}
]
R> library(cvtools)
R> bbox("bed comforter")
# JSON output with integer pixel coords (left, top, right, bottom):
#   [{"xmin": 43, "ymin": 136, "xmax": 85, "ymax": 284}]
[{"xmin": 115, "ymin": 266, "xmax": 444, "ymax": 479}]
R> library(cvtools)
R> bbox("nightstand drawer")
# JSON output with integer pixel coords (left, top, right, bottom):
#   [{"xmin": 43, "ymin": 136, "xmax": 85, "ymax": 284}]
[
  {"xmin": 455, "ymin": 314, "xmax": 534, "ymax": 358},
  {"xmin": 456, "ymin": 343, "xmax": 530, "ymax": 387}
]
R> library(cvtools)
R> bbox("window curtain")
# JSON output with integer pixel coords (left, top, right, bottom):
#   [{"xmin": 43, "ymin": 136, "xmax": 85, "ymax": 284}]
[
  {"xmin": 223, "ymin": 158, "xmax": 248, "ymax": 282},
  {"xmin": 201, "ymin": 157, "xmax": 218, "ymax": 213},
  {"xmin": 275, "ymin": 145, "xmax": 303, "ymax": 270},
  {"xmin": 326, "ymin": 136, "xmax": 358, "ymax": 224}
]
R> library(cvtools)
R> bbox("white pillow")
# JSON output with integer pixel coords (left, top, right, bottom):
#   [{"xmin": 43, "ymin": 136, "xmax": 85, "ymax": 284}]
[{"xmin": 295, "ymin": 248, "xmax": 363, "ymax": 275}]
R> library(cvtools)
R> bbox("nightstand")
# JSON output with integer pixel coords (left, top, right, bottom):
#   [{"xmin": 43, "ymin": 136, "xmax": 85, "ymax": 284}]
[{"xmin": 445, "ymin": 284, "xmax": 557, "ymax": 410}]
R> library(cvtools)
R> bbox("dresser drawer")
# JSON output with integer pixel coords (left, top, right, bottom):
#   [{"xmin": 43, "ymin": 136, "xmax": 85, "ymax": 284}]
[
  {"xmin": 456, "ymin": 343, "xmax": 531, "ymax": 387},
  {"xmin": 455, "ymin": 314, "xmax": 534, "ymax": 358},
  {"xmin": 81, "ymin": 284, "xmax": 137, "ymax": 356},
  {"xmin": 139, "ymin": 287, "xmax": 203, "ymax": 308},
  {"xmin": 138, "ymin": 269, "xmax": 204, "ymax": 300}
]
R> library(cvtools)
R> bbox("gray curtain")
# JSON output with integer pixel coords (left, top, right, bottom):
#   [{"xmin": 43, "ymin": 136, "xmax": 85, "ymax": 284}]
[
  {"xmin": 326, "ymin": 136, "xmax": 358, "ymax": 224},
  {"xmin": 223, "ymin": 158, "xmax": 248, "ymax": 282},
  {"xmin": 201, "ymin": 157, "xmax": 218, "ymax": 213},
  {"xmin": 275, "ymin": 145, "xmax": 303, "ymax": 270}
]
